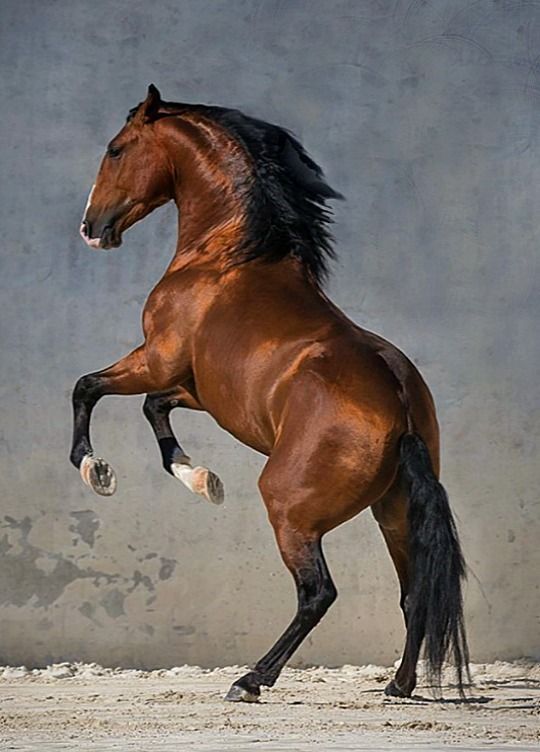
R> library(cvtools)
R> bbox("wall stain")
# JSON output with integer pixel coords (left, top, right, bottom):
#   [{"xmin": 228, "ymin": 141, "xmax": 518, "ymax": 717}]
[
  {"xmin": 79, "ymin": 600, "xmax": 103, "ymax": 627},
  {"xmin": 158, "ymin": 557, "xmax": 176, "ymax": 581},
  {"xmin": 0, "ymin": 515, "xmax": 118, "ymax": 608},
  {"xmin": 127, "ymin": 570, "xmax": 155, "ymax": 593},
  {"xmin": 100, "ymin": 588, "xmax": 126, "ymax": 618},
  {"xmin": 69, "ymin": 510, "xmax": 100, "ymax": 547}
]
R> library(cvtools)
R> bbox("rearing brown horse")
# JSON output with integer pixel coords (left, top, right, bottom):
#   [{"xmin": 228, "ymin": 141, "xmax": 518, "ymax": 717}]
[{"xmin": 71, "ymin": 85, "xmax": 469, "ymax": 701}]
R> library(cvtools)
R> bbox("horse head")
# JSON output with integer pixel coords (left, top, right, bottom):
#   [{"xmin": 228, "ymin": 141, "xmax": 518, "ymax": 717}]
[{"xmin": 80, "ymin": 85, "xmax": 173, "ymax": 250}]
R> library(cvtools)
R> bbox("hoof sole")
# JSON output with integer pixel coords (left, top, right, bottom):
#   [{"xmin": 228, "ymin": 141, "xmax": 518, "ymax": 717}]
[
  {"xmin": 172, "ymin": 463, "xmax": 224, "ymax": 505},
  {"xmin": 384, "ymin": 679, "xmax": 411, "ymax": 698},
  {"xmin": 225, "ymin": 684, "xmax": 260, "ymax": 703},
  {"xmin": 80, "ymin": 456, "xmax": 117, "ymax": 497},
  {"xmin": 198, "ymin": 468, "xmax": 225, "ymax": 505}
]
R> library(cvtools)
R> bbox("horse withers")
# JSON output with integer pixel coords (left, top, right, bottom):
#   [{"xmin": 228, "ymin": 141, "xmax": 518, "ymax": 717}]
[{"xmin": 71, "ymin": 85, "xmax": 469, "ymax": 701}]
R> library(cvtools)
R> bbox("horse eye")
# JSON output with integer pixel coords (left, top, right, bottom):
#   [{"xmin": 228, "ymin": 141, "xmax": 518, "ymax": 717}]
[{"xmin": 107, "ymin": 146, "xmax": 122, "ymax": 159}]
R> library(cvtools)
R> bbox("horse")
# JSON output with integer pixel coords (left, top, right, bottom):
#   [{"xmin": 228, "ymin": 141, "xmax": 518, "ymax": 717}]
[{"xmin": 71, "ymin": 84, "xmax": 469, "ymax": 702}]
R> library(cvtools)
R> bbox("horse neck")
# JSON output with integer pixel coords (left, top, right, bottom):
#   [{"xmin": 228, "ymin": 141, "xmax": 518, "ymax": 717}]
[{"xmin": 158, "ymin": 117, "xmax": 252, "ymax": 274}]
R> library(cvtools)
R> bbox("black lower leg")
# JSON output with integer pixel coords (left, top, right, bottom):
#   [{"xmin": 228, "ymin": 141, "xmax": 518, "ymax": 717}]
[
  {"xmin": 384, "ymin": 592, "xmax": 422, "ymax": 697},
  {"xmin": 386, "ymin": 615, "xmax": 423, "ymax": 697},
  {"xmin": 373, "ymin": 520, "xmax": 419, "ymax": 698},
  {"xmin": 228, "ymin": 538, "xmax": 337, "ymax": 699},
  {"xmin": 70, "ymin": 373, "xmax": 105, "ymax": 468},
  {"xmin": 143, "ymin": 392, "xmax": 190, "ymax": 473}
]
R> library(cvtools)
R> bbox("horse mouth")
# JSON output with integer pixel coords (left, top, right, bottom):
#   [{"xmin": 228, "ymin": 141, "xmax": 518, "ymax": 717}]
[
  {"xmin": 98, "ymin": 224, "xmax": 123, "ymax": 250},
  {"xmin": 79, "ymin": 221, "xmax": 123, "ymax": 250}
]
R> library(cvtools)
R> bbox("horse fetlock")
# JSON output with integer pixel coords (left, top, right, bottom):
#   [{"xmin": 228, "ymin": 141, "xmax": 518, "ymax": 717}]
[
  {"xmin": 70, "ymin": 441, "xmax": 91, "ymax": 469},
  {"xmin": 170, "ymin": 447, "xmax": 191, "ymax": 466},
  {"xmin": 80, "ymin": 454, "xmax": 117, "ymax": 497},
  {"xmin": 170, "ymin": 462, "xmax": 224, "ymax": 505}
]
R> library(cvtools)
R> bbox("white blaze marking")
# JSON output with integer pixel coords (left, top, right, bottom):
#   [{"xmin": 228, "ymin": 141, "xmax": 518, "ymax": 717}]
[
  {"xmin": 79, "ymin": 184, "xmax": 102, "ymax": 248},
  {"xmin": 83, "ymin": 184, "xmax": 95, "ymax": 215}
]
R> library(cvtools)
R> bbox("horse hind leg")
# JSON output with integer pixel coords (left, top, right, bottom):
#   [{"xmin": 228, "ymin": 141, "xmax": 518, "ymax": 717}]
[
  {"xmin": 226, "ymin": 460, "xmax": 337, "ymax": 702},
  {"xmin": 142, "ymin": 389, "xmax": 224, "ymax": 505},
  {"xmin": 371, "ymin": 486, "xmax": 419, "ymax": 697},
  {"xmin": 226, "ymin": 528, "xmax": 336, "ymax": 702}
]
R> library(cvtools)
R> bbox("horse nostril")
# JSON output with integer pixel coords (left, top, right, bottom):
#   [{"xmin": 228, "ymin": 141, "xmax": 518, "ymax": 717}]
[{"xmin": 81, "ymin": 219, "xmax": 91, "ymax": 237}]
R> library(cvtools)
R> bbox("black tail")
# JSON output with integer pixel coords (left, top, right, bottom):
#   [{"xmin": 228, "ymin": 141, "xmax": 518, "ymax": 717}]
[{"xmin": 400, "ymin": 432, "xmax": 470, "ymax": 696}]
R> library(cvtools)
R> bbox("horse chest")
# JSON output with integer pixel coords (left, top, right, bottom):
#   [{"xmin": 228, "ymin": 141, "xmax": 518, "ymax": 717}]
[{"xmin": 190, "ymin": 338, "xmax": 277, "ymax": 454}]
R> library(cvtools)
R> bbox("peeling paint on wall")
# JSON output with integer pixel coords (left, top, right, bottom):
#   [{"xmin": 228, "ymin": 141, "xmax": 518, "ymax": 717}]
[
  {"xmin": 69, "ymin": 511, "xmax": 100, "ymax": 547},
  {"xmin": 0, "ymin": 516, "xmax": 118, "ymax": 608}
]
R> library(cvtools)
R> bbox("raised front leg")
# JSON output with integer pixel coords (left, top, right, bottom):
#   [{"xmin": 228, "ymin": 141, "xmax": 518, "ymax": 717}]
[
  {"xmin": 70, "ymin": 346, "xmax": 175, "ymax": 496},
  {"xmin": 142, "ymin": 389, "xmax": 224, "ymax": 505}
]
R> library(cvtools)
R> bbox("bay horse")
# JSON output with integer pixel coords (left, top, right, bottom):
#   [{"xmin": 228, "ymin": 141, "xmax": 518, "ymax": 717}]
[{"xmin": 71, "ymin": 85, "xmax": 469, "ymax": 701}]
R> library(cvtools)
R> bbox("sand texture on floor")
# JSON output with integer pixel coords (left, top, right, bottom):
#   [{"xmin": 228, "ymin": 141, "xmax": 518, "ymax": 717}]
[{"xmin": 0, "ymin": 660, "xmax": 538, "ymax": 750}]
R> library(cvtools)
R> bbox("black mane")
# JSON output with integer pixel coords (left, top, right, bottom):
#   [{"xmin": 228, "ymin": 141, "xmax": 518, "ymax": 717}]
[{"xmin": 135, "ymin": 101, "xmax": 343, "ymax": 284}]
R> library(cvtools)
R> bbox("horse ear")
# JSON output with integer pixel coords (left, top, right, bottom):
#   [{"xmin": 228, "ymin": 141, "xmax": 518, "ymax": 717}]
[{"xmin": 133, "ymin": 84, "xmax": 162, "ymax": 125}]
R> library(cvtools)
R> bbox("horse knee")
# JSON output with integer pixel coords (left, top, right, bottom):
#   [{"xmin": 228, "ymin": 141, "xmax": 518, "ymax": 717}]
[
  {"xmin": 73, "ymin": 374, "xmax": 103, "ymax": 405},
  {"xmin": 143, "ymin": 393, "xmax": 181, "ymax": 421},
  {"xmin": 142, "ymin": 394, "xmax": 157, "ymax": 421}
]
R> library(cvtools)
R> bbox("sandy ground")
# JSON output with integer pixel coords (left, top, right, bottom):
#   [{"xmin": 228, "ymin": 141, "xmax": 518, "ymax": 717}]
[{"xmin": 0, "ymin": 661, "xmax": 538, "ymax": 751}]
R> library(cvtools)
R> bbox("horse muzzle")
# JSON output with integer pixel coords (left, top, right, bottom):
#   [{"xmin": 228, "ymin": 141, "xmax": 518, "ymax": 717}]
[{"xmin": 79, "ymin": 218, "xmax": 123, "ymax": 250}]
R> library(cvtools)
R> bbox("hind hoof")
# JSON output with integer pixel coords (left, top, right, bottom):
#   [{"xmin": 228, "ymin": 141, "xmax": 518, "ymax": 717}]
[
  {"xmin": 225, "ymin": 683, "xmax": 260, "ymax": 703},
  {"xmin": 384, "ymin": 679, "xmax": 411, "ymax": 698},
  {"xmin": 80, "ymin": 455, "xmax": 117, "ymax": 496}
]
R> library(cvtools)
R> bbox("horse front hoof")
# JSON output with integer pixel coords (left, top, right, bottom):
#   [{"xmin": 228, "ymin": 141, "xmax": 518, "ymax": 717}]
[
  {"xmin": 171, "ymin": 463, "xmax": 225, "ymax": 505},
  {"xmin": 80, "ymin": 455, "xmax": 117, "ymax": 496},
  {"xmin": 194, "ymin": 467, "xmax": 225, "ymax": 505},
  {"xmin": 384, "ymin": 679, "xmax": 412, "ymax": 698},
  {"xmin": 225, "ymin": 683, "xmax": 260, "ymax": 703}
]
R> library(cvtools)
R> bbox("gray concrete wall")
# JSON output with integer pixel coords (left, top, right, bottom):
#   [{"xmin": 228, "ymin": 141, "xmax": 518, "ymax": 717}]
[{"xmin": 0, "ymin": 0, "xmax": 538, "ymax": 669}]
